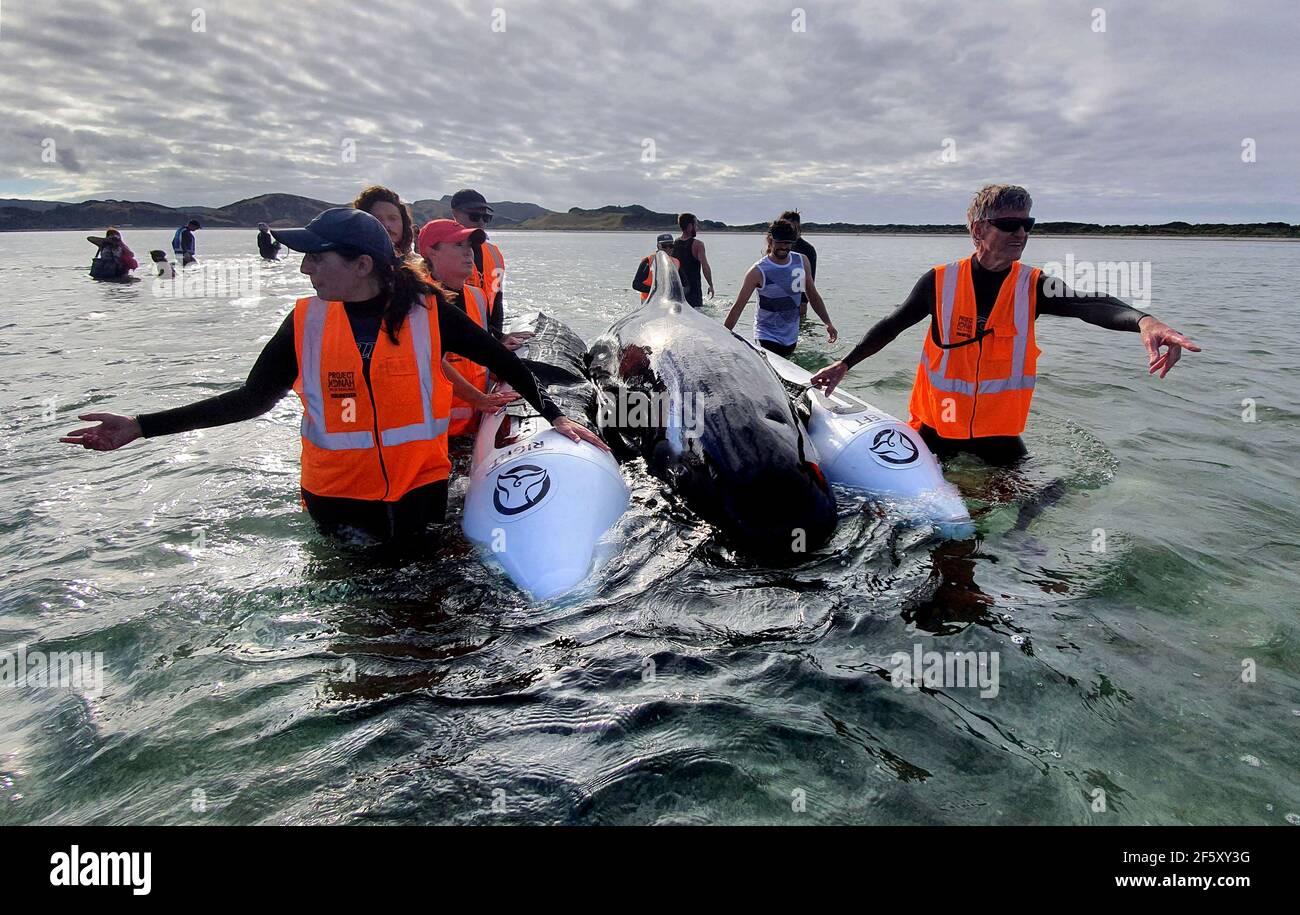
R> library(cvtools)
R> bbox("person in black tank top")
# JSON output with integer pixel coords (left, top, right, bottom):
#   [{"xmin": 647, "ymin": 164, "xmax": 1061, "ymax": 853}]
[{"xmin": 671, "ymin": 213, "xmax": 714, "ymax": 308}]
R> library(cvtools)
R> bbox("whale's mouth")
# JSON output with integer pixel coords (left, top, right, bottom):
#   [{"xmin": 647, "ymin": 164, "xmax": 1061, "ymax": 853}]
[{"xmin": 706, "ymin": 461, "xmax": 837, "ymax": 559}]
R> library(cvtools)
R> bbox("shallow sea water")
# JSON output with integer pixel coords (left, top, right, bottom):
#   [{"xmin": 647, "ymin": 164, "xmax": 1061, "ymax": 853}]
[{"xmin": 0, "ymin": 228, "xmax": 1296, "ymax": 824}]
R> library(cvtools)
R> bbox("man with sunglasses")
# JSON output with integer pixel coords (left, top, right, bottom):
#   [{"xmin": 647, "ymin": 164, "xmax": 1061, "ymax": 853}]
[
  {"xmin": 810, "ymin": 184, "xmax": 1200, "ymax": 465},
  {"xmin": 450, "ymin": 188, "xmax": 520, "ymax": 347}
]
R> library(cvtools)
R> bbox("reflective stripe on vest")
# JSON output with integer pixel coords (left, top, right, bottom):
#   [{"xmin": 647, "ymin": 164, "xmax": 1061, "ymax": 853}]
[
  {"xmin": 298, "ymin": 297, "xmax": 448, "ymax": 450},
  {"xmin": 478, "ymin": 241, "xmax": 504, "ymax": 304},
  {"xmin": 923, "ymin": 260, "xmax": 1036, "ymax": 396},
  {"xmin": 299, "ymin": 298, "xmax": 375, "ymax": 450},
  {"xmin": 380, "ymin": 303, "xmax": 448, "ymax": 446}
]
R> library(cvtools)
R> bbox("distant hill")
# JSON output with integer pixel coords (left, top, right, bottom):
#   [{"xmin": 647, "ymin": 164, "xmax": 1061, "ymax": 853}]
[
  {"xmin": 0, "ymin": 199, "xmax": 239, "ymax": 231},
  {"xmin": 0, "ymin": 194, "xmax": 1294, "ymax": 238},
  {"xmin": 0, "ymin": 193, "xmax": 342, "ymax": 231},
  {"xmin": 0, "ymin": 198, "xmax": 69, "ymax": 212},
  {"xmin": 0, "ymin": 192, "xmax": 552, "ymax": 231},
  {"xmin": 410, "ymin": 196, "xmax": 554, "ymax": 226},
  {"xmin": 218, "ymin": 193, "xmax": 341, "ymax": 227},
  {"xmin": 518, "ymin": 204, "xmax": 725, "ymax": 231},
  {"xmin": 748, "ymin": 220, "xmax": 1300, "ymax": 238}
]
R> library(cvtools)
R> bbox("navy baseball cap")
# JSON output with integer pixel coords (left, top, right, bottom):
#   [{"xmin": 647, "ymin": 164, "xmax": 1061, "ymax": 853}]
[
  {"xmin": 272, "ymin": 208, "xmax": 397, "ymax": 263},
  {"xmin": 656, "ymin": 233, "xmax": 673, "ymax": 247},
  {"xmin": 449, "ymin": 188, "xmax": 493, "ymax": 214}
]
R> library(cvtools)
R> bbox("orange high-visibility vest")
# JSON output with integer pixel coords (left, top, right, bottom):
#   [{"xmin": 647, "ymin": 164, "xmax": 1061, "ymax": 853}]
[
  {"xmin": 293, "ymin": 295, "xmax": 452, "ymax": 501},
  {"xmin": 639, "ymin": 253, "xmax": 681, "ymax": 301},
  {"xmin": 470, "ymin": 240, "xmax": 505, "ymax": 316},
  {"xmin": 446, "ymin": 284, "xmax": 490, "ymax": 438},
  {"xmin": 908, "ymin": 257, "xmax": 1041, "ymax": 438}
]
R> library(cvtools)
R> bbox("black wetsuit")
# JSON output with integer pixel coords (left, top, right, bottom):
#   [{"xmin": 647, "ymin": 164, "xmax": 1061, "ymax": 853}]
[
  {"xmin": 256, "ymin": 230, "xmax": 281, "ymax": 260},
  {"xmin": 671, "ymin": 236, "xmax": 703, "ymax": 308},
  {"xmin": 842, "ymin": 257, "xmax": 1149, "ymax": 465},
  {"xmin": 793, "ymin": 236, "xmax": 817, "ymax": 309},
  {"xmin": 138, "ymin": 293, "xmax": 563, "ymax": 541},
  {"xmin": 631, "ymin": 256, "xmax": 656, "ymax": 295}
]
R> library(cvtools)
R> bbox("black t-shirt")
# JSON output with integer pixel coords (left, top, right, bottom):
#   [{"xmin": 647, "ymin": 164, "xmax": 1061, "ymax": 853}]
[
  {"xmin": 137, "ymin": 291, "xmax": 563, "ymax": 438},
  {"xmin": 842, "ymin": 256, "xmax": 1150, "ymax": 368},
  {"xmin": 671, "ymin": 237, "xmax": 702, "ymax": 302},
  {"xmin": 792, "ymin": 237, "xmax": 817, "ymax": 304}
]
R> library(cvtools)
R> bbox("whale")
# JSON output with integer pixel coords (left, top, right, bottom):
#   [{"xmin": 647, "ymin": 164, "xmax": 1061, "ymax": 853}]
[{"xmin": 586, "ymin": 251, "xmax": 837, "ymax": 559}]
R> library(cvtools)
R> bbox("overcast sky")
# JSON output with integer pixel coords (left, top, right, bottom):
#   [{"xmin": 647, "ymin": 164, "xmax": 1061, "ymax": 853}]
[{"xmin": 0, "ymin": 0, "xmax": 1295, "ymax": 223}]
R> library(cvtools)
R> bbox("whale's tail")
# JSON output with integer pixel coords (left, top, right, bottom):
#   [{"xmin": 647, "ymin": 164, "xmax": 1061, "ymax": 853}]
[{"xmin": 645, "ymin": 249, "xmax": 688, "ymax": 310}]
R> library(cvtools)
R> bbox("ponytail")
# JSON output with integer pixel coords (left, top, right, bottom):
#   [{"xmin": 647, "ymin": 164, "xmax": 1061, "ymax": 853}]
[{"xmin": 373, "ymin": 257, "xmax": 439, "ymax": 344}]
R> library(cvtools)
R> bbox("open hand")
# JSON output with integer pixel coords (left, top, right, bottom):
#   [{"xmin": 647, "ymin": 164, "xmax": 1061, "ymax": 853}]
[
  {"xmin": 809, "ymin": 361, "xmax": 850, "ymax": 395},
  {"xmin": 1140, "ymin": 317, "xmax": 1201, "ymax": 379},
  {"xmin": 552, "ymin": 417, "xmax": 611, "ymax": 453},
  {"xmin": 60, "ymin": 412, "xmax": 142, "ymax": 451},
  {"xmin": 475, "ymin": 390, "xmax": 519, "ymax": 412}
]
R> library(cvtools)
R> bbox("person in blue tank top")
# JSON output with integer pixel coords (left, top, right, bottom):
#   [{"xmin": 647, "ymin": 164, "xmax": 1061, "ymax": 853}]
[{"xmin": 724, "ymin": 219, "xmax": 837, "ymax": 357}]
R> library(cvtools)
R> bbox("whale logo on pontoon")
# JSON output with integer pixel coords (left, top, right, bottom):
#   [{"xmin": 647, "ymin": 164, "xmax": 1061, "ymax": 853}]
[
  {"xmin": 493, "ymin": 464, "xmax": 552, "ymax": 515},
  {"xmin": 869, "ymin": 428, "xmax": 919, "ymax": 465}
]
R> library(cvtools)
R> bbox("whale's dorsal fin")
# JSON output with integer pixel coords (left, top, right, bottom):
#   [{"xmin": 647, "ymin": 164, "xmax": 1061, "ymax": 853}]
[{"xmin": 646, "ymin": 249, "xmax": 687, "ymax": 313}]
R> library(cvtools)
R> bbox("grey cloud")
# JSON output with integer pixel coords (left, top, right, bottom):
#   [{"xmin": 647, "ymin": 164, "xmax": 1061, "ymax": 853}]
[{"xmin": 0, "ymin": 0, "xmax": 1294, "ymax": 222}]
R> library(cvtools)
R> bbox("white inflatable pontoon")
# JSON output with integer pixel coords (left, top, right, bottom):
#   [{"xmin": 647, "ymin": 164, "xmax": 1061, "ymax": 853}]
[
  {"xmin": 760, "ymin": 350, "xmax": 974, "ymax": 539},
  {"xmin": 461, "ymin": 315, "xmax": 630, "ymax": 600}
]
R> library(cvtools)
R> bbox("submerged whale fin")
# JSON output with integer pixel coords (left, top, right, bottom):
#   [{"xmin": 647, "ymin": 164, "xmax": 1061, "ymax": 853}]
[{"xmin": 646, "ymin": 249, "xmax": 688, "ymax": 311}]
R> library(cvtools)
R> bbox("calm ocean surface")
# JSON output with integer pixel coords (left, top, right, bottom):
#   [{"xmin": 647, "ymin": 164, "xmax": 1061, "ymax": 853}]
[{"xmin": 1, "ymin": 228, "xmax": 1296, "ymax": 824}]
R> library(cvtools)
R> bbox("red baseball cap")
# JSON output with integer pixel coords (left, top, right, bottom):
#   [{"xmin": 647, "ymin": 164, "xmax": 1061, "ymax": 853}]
[{"xmin": 417, "ymin": 219, "xmax": 485, "ymax": 252}]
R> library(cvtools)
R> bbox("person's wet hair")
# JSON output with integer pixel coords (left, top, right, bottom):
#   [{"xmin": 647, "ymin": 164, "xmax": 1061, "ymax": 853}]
[
  {"xmin": 768, "ymin": 218, "xmax": 798, "ymax": 244},
  {"xmin": 352, "ymin": 185, "xmax": 415, "ymax": 256}
]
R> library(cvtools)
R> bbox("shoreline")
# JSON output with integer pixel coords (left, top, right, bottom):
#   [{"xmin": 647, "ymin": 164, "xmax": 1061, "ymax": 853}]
[{"xmin": 5, "ymin": 226, "xmax": 1297, "ymax": 242}]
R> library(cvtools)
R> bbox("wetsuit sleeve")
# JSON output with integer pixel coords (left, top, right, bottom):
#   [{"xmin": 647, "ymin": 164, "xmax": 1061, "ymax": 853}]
[
  {"xmin": 1035, "ymin": 275, "xmax": 1149, "ymax": 330},
  {"xmin": 137, "ymin": 312, "xmax": 297, "ymax": 437},
  {"xmin": 435, "ymin": 298, "xmax": 564, "ymax": 423},
  {"xmin": 632, "ymin": 258, "xmax": 652, "ymax": 293},
  {"xmin": 842, "ymin": 270, "xmax": 936, "ymax": 368},
  {"xmin": 490, "ymin": 288, "xmax": 504, "ymax": 339}
]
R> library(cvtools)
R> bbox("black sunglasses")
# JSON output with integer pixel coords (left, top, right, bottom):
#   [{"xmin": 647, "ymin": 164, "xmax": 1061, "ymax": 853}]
[
  {"xmin": 464, "ymin": 211, "xmax": 493, "ymax": 225},
  {"xmin": 984, "ymin": 216, "xmax": 1035, "ymax": 233}
]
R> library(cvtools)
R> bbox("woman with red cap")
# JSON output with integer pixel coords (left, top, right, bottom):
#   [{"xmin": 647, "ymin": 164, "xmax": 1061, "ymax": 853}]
[
  {"xmin": 61, "ymin": 207, "xmax": 608, "ymax": 544},
  {"xmin": 417, "ymin": 218, "xmax": 518, "ymax": 437}
]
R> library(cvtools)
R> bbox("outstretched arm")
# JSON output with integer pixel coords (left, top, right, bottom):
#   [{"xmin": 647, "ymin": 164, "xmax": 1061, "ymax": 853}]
[
  {"xmin": 1037, "ymin": 276, "xmax": 1201, "ymax": 377},
  {"xmin": 61, "ymin": 313, "xmax": 298, "ymax": 450},
  {"xmin": 810, "ymin": 270, "xmax": 934, "ymax": 394},
  {"xmin": 724, "ymin": 267, "xmax": 762, "ymax": 331},
  {"xmin": 437, "ymin": 298, "xmax": 610, "ymax": 451}
]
